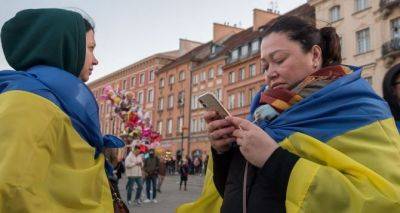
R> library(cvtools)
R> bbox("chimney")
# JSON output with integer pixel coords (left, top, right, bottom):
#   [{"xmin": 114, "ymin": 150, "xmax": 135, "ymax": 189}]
[
  {"xmin": 213, "ymin": 23, "xmax": 244, "ymax": 42},
  {"xmin": 253, "ymin": 8, "xmax": 279, "ymax": 31},
  {"xmin": 179, "ymin": 39, "xmax": 202, "ymax": 54}
]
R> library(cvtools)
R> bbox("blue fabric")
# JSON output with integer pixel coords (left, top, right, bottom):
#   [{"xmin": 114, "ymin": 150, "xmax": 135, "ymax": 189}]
[
  {"xmin": 247, "ymin": 66, "xmax": 393, "ymax": 143},
  {"xmin": 0, "ymin": 65, "xmax": 124, "ymax": 158}
]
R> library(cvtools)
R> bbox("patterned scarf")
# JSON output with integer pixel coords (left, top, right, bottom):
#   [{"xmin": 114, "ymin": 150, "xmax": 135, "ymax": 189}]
[{"xmin": 259, "ymin": 65, "xmax": 353, "ymax": 114}]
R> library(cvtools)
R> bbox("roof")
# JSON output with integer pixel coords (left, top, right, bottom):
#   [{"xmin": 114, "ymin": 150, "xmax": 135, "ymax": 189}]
[
  {"xmin": 158, "ymin": 3, "xmax": 315, "ymax": 72},
  {"xmin": 88, "ymin": 50, "xmax": 179, "ymax": 87}
]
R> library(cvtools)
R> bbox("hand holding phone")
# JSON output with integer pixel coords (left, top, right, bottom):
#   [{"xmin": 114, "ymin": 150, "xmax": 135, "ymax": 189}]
[
  {"xmin": 199, "ymin": 93, "xmax": 237, "ymax": 153},
  {"xmin": 198, "ymin": 92, "xmax": 231, "ymax": 119}
]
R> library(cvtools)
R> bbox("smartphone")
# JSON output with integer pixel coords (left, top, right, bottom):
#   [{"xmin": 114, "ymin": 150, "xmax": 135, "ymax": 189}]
[
  {"xmin": 198, "ymin": 92, "xmax": 231, "ymax": 119},
  {"xmin": 198, "ymin": 92, "xmax": 239, "ymax": 148}
]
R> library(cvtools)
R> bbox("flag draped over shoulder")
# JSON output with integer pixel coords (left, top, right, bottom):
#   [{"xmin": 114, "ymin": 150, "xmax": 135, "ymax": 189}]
[{"xmin": 177, "ymin": 66, "xmax": 400, "ymax": 213}]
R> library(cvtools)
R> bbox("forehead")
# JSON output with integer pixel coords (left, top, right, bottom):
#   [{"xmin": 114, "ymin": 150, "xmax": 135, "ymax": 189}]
[
  {"xmin": 86, "ymin": 30, "xmax": 95, "ymax": 42},
  {"xmin": 261, "ymin": 32, "xmax": 300, "ymax": 57}
]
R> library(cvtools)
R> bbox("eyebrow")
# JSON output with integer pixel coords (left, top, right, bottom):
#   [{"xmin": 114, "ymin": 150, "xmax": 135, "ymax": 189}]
[{"xmin": 268, "ymin": 49, "xmax": 288, "ymax": 59}]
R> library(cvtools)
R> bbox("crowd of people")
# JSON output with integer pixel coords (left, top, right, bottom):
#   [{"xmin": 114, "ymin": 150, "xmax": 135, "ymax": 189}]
[{"xmin": 114, "ymin": 145, "xmax": 209, "ymax": 207}]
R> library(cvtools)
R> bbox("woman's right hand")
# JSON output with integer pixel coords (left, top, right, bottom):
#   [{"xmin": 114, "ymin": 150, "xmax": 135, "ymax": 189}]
[{"xmin": 204, "ymin": 111, "xmax": 236, "ymax": 153}]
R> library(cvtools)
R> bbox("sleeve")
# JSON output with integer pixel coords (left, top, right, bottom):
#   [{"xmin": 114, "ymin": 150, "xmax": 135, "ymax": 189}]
[
  {"xmin": 0, "ymin": 91, "xmax": 58, "ymax": 212},
  {"xmin": 211, "ymin": 148, "xmax": 234, "ymax": 198},
  {"xmin": 124, "ymin": 155, "xmax": 134, "ymax": 168}
]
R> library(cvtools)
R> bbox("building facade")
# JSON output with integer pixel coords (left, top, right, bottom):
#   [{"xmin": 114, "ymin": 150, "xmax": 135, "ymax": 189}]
[{"xmin": 308, "ymin": 0, "xmax": 400, "ymax": 94}]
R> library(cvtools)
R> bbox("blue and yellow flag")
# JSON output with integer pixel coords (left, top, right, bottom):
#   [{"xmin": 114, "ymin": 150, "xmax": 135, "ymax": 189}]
[
  {"xmin": 0, "ymin": 66, "xmax": 124, "ymax": 212},
  {"xmin": 177, "ymin": 66, "xmax": 400, "ymax": 212}
]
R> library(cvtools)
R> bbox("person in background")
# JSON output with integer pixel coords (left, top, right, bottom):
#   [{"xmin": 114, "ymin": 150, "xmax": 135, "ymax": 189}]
[
  {"xmin": 0, "ymin": 8, "xmax": 125, "ymax": 212},
  {"xmin": 157, "ymin": 156, "xmax": 167, "ymax": 193},
  {"xmin": 143, "ymin": 149, "xmax": 160, "ymax": 203},
  {"xmin": 179, "ymin": 159, "xmax": 189, "ymax": 191},
  {"xmin": 125, "ymin": 145, "xmax": 144, "ymax": 206},
  {"xmin": 383, "ymin": 63, "xmax": 400, "ymax": 131}
]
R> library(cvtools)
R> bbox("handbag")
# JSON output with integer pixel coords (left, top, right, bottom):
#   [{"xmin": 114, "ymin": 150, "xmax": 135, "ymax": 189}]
[{"xmin": 108, "ymin": 178, "xmax": 130, "ymax": 213}]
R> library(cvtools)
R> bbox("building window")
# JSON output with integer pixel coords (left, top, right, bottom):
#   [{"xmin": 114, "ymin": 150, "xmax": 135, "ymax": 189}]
[
  {"xmin": 228, "ymin": 94, "xmax": 235, "ymax": 110},
  {"xmin": 190, "ymin": 119, "xmax": 195, "ymax": 133},
  {"xmin": 147, "ymin": 89, "xmax": 154, "ymax": 103},
  {"xmin": 240, "ymin": 45, "xmax": 249, "ymax": 58},
  {"xmin": 178, "ymin": 91, "xmax": 185, "ymax": 106},
  {"xmin": 157, "ymin": 121, "xmax": 163, "ymax": 135},
  {"xmin": 130, "ymin": 76, "xmax": 136, "ymax": 88},
  {"xmin": 356, "ymin": 28, "xmax": 371, "ymax": 54},
  {"xmin": 238, "ymin": 91, "xmax": 245, "ymax": 108},
  {"xmin": 159, "ymin": 78, "xmax": 164, "ymax": 88},
  {"xmin": 251, "ymin": 39, "xmax": 260, "ymax": 53},
  {"xmin": 122, "ymin": 80, "xmax": 127, "ymax": 90},
  {"xmin": 192, "ymin": 74, "xmax": 199, "ymax": 85},
  {"xmin": 158, "ymin": 97, "xmax": 164, "ymax": 110},
  {"xmin": 168, "ymin": 95, "xmax": 174, "ymax": 108},
  {"xmin": 178, "ymin": 117, "xmax": 184, "ymax": 132},
  {"xmin": 137, "ymin": 91, "xmax": 144, "ymax": 104},
  {"xmin": 215, "ymin": 88, "xmax": 222, "ymax": 101},
  {"xmin": 217, "ymin": 65, "xmax": 223, "ymax": 76},
  {"xmin": 330, "ymin": 6, "xmax": 341, "ymax": 22},
  {"xmin": 391, "ymin": 18, "xmax": 400, "ymax": 39},
  {"xmin": 355, "ymin": 0, "xmax": 368, "ymax": 12},
  {"xmin": 249, "ymin": 64, "xmax": 256, "ymax": 77},
  {"xmin": 179, "ymin": 70, "xmax": 185, "ymax": 81},
  {"xmin": 211, "ymin": 45, "xmax": 217, "ymax": 54},
  {"xmin": 149, "ymin": 70, "xmax": 155, "ymax": 81},
  {"xmin": 200, "ymin": 72, "xmax": 206, "ymax": 82},
  {"xmin": 231, "ymin": 49, "xmax": 239, "ymax": 61},
  {"xmin": 167, "ymin": 119, "xmax": 173, "ymax": 134},
  {"xmin": 249, "ymin": 88, "xmax": 256, "ymax": 103},
  {"xmin": 239, "ymin": 68, "xmax": 245, "ymax": 80},
  {"xmin": 169, "ymin": 75, "xmax": 175, "ymax": 85},
  {"xmin": 209, "ymin": 68, "xmax": 215, "ymax": 79},
  {"xmin": 200, "ymin": 118, "xmax": 206, "ymax": 132},
  {"xmin": 191, "ymin": 95, "xmax": 198, "ymax": 109},
  {"xmin": 140, "ymin": 73, "xmax": 145, "ymax": 85},
  {"xmin": 229, "ymin": 72, "xmax": 236, "ymax": 83}
]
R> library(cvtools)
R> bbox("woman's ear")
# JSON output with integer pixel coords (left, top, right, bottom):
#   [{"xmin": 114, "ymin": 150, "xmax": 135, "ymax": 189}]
[{"xmin": 311, "ymin": 45, "xmax": 323, "ymax": 69}]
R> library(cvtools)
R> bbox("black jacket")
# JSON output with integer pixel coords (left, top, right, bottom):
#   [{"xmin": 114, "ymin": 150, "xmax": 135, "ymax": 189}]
[{"xmin": 212, "ymin": 147, "xmax": 299, "ymax": 213}]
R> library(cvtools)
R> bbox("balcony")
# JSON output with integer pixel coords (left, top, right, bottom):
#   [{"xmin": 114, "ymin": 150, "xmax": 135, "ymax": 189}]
[
  {"xmin": 382, "ymin": 37, "xmax": 400, "ymax": 67},
  {"xmin": 380, "ymin": 0, "xmax": 400, "ymax": 8},
  {"xmin": 380, "ymin": 0, "xmax": 400, "ymax": 19}
]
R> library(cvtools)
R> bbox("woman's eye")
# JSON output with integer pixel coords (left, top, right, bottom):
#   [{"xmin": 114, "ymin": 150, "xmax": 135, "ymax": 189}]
[{"xmin": 274, "ymin": 58, "xmax": 285, "ymax": 64}]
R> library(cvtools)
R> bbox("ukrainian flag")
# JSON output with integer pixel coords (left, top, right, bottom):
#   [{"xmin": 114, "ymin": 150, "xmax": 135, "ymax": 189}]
[
  {"xmin": 177, "ymin": 66, "xmax": 400, "ymax": 212},
  {"xmin": 0, "ymin": 66, "xmax": 123, "ymax": 212}
]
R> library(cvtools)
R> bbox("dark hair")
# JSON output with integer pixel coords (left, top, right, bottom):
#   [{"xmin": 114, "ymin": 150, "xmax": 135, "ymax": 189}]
[
  {"xmin": 382, "ymin": 63, "xmax": 400, "ymax": 120},
  {"xmin": 261, "ymin": 15, "xmax": 341, "ymax": 67},
  {"xmin": 83, "ymin": 18, "xmax": 94, "ymax": 32}
]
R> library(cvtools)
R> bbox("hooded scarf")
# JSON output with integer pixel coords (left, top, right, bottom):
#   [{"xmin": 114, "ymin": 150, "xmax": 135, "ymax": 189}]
[{"xmin": 1, "ymin": 8, "xmax": 86, "ymax": 77}]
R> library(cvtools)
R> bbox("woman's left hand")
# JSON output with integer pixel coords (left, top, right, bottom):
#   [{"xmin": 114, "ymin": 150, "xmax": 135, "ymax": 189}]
[{"xmin": 226, "ymin": 116, "xmax": 279, "ymax": 168}]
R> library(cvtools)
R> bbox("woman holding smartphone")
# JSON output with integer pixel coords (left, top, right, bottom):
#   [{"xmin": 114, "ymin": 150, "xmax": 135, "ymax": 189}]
[{"xmin": 201, "ymin": 15, "xmax": 400, "ymax": 213}]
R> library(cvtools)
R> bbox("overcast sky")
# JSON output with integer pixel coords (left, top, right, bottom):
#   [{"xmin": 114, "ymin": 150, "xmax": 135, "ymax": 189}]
[{"xmin": 0, "ymin": 0, "xmax": 307, "ymax": 82}]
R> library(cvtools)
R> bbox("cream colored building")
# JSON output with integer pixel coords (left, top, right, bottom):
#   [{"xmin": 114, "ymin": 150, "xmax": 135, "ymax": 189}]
[{"xmin": 308, "ymin": 0, "xmax": 400, "ymax": 95}]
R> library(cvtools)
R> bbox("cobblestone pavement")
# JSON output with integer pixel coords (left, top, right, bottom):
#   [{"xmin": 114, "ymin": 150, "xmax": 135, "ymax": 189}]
[{"xmin": 118, "ymin": 174, "xmax": 205, "ymax": 213}]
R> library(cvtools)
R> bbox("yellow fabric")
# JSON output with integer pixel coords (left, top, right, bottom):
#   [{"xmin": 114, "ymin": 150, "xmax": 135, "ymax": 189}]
[
  {"xmin": 176, "ymin": 153, "xmax": 222, "ymax": 213},
  {"xmin": 0, "ymin": 91, "xmax": 113, "ymax": 212},
  {"xmin": 282, "ymin": 118, "xmax": 400, "ymax": 213},
  {"xmin": 178, "ymin": 118, "xmax": 400, "ymax": 213}
]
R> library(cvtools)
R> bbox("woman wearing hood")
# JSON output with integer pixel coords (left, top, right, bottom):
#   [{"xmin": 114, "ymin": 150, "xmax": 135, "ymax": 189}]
[
  {"xmin": 0, "ymin": 8, "xmax": 125, "ymax": 212},
  {"xmin": 383, "ymin": 63, "xmax": 400, "ymax": 131}
]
